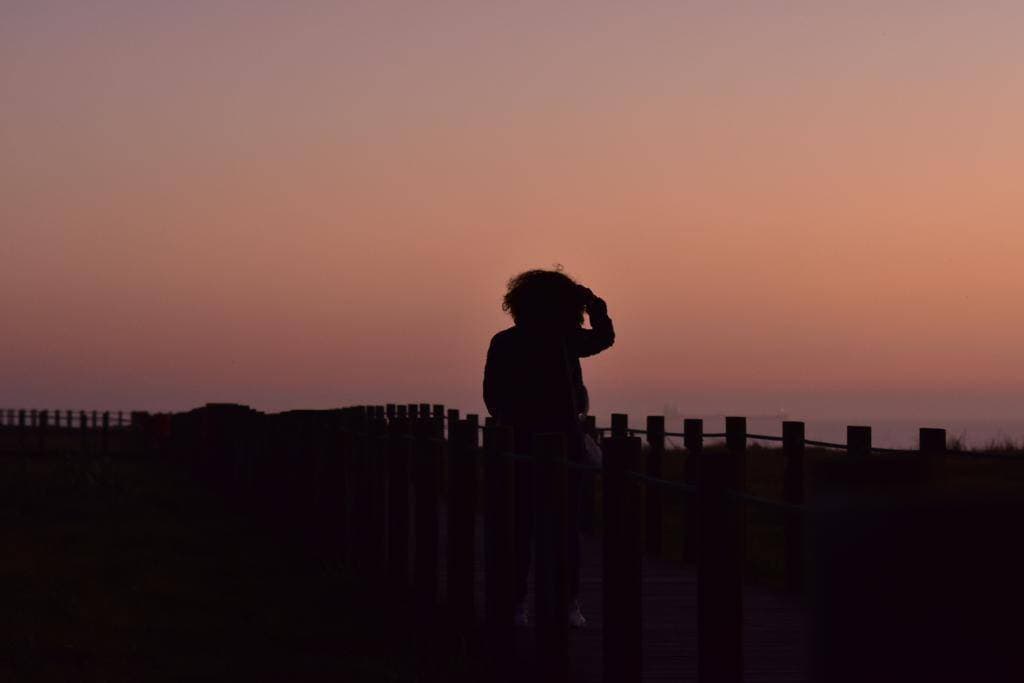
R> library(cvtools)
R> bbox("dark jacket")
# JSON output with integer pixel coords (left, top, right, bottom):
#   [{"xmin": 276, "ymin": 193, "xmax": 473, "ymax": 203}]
[{"xmin": 483, "ymin": 306, "xmax": 614, "ymax": 453}]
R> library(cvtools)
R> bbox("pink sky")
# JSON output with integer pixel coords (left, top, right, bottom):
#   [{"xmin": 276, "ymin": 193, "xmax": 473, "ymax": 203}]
[{"xmin": 2, "ymin": 1, "xmax": 1023, "ymax": 422}]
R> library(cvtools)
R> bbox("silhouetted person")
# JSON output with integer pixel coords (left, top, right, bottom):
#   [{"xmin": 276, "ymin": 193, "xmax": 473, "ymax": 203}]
[{"xmin": 483, "ymin": 268, "xmax": 615, "ymax": 627}]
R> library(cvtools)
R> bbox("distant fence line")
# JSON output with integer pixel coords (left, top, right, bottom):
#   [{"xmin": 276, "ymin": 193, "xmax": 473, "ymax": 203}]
[
  {"xmin": 0, "ymin": 408, "xmax": 133, "ymax": 430},
  {"xmin": 0, "ymin": 408, "xmax": 155, "ymax": 458}
]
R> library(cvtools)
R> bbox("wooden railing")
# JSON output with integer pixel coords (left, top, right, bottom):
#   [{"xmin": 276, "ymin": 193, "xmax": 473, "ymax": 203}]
[
  {"xmin": 146, "ymin": 402, "xmax": 955, "ymax": 682},
  {"xmin": 2, "ymin": 401, "xmax": 967, "ymax": 679},
  {"xmin": 0, "ymin": 408, "xmax": 132, "ymax": 429},
  {"xmin": 0, "ymin": 408, "xmax": 145, "ymax": 456}
]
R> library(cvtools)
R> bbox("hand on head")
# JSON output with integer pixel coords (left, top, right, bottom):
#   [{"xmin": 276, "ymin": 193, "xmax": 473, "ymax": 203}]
[{"xmin": 577, "ymin": 285, "xmax": 606, "ymax": 317}]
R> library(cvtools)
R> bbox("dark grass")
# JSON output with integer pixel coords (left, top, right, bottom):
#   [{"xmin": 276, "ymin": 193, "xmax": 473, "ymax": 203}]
[
  {"xmin": 655, "ymin": 445, "xmax": 791, "ymax": 587},
  {"xmin": 0, "ymin": 452, "xmax": 423, "ymax": 682},
  {"xmin": 653, "ymin": 444, "xmax": 1024, "ymax": 588}
]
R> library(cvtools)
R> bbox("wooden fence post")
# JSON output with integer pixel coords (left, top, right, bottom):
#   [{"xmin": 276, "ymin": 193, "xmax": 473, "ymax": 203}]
[
  {"xmin": 698, "ymin": 418, "xmax": 744, "ymax": 683},
  {"xmin": 339, "ymin": 412, "xmax": 356, "ymax": 565},
  {"xmin": 397, "ymin": 404, "xmax": 408, "ymax": 419},
  {"xmin": 483, "ymin": 425, "xmax": 515, "ymax": 657},
  {"xmin": 682, "ymin": 418, "xmax": 702, "ymax": 563},
  {"xmin": 534, "ymin": 432, "xmax": 570, "ymax": 681},
  {"xmin": 236, "ymin": 408, "xmax": 253, "ymax": 500},
  {"xmin": 17, "ymin": 410, "xmax": 26, "ymax": 455},
  {"xmin": 465, "ymin": 414, "xmax": 479, "ymax": 446},
  {"xmin": 920, "ymin": 428, "xmax": 946, "ymax": 461},
  {"xmin": 727, "ymin": 415, "xmax": 748, "ymax": 586},
  {"xmin": 414, "ymin": 430, "xmax": 441, "ymax": 612},
  {"xmin": 429, "ymin": 405, "xmax": 444, "ymax": 445},
  {"xmin": 466, "ymin": 414, "xmax": 480, "ymax": 516},
  {"xmin": 920, "ymin": 428, "xmax": 946, "ymax": 482},
  {"xmin": 37, "ymin": 410, "xmax": 48, "ymax": 455},
  {"xmin": 611, "ymin": 413, "xmax": 629, "ymax": 438},
  {"xmin": 102, "ymin": 411, "xmax": 110, "ymax": 456},
  {"xmin": 388, "ymin": 416, "xmax": 412, "ymax": 588},
  {"xmin": 79, "ymin": 410, "xmax": 89, "ymax": 454},
  {"xmin": 848, "ymin": 426, "xmax": 871, "ymax": 457},
  {"xmin": 728, "ymin": 416, "xmax": 748, "ymax": 570},
  {"xmin": 430, "ymin": 404, "xmax": 446, "ymax": 492},
  {"xmin": 244, "ymin": 411, "xmax": 266, "ymax": 524},
  {"xmin": 446, "ymin": 409, "xmax": 460, "ymax": 440},
  {"xmin": 646, "ymin": 415, "xmax": 665, "ymax": 556},
  {"xmin": 603, "ymin": 435, "xmax": 644, "ymax": 682},
  {"xmin": 351, "ymin": 414, "xmax": 373, "ymax": 577},
  {"xmin": 783, "ymin": 421, "xmax": 805, "ymax": 593},
  {"xmin": 447, "ymin": 420, "xmax": 477, "ymax": 633},
  {"xmin": 339, "ymin": 417, "xmax": 356, "ymax": 565},
  {"xmin": 368, "ymin": 414, "xmax": 388, "ymax": 577}
]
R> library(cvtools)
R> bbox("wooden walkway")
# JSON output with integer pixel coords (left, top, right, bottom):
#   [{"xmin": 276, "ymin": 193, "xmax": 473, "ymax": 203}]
[{"xmin": 437, "ymin": 507, "xmax": 808, "ymax": 682}]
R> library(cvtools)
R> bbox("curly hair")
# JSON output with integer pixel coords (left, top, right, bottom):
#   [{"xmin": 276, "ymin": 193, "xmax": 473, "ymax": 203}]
[{"xmin": 502, "ymin": 267, "xmax": 586, "ymax": 329}]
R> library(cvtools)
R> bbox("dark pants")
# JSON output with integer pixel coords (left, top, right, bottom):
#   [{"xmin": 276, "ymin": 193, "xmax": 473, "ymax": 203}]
[{"xmin": 513, "ymin": 460, "xmax": 583, "ymax": 605}]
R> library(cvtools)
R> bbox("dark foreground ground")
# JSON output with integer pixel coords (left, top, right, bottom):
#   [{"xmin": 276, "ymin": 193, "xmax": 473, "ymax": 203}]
[
  {"xmin": 0, "ymin": 453, "xmax": 430, "ymax": 682},
  {"xmin": 0, "ymin": 447, "xmax": 808, "ymax": 683},
  {"xmin": 3, "ymin": 442, "xmax": 1022, "ymax": 682}
]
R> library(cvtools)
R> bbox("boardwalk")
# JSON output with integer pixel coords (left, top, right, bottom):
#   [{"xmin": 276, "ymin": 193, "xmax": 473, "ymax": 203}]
[{"xmin": 437, "ymin": 505, "xmax": 808, "ymax": 682}]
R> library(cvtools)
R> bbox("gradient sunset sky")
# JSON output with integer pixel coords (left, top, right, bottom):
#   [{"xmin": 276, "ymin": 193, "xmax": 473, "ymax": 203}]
[{"xmin": 3, "ymin": 1, "xmax": 1023, "ymax": 422}]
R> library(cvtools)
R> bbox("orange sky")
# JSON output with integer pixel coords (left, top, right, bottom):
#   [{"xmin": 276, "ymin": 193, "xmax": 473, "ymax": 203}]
[{"xmin": 2, "ymin": 2, "xmax": 1023, "ymax": 421}]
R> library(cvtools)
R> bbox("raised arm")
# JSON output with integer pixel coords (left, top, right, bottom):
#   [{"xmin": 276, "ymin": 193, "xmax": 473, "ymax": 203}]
[{"xmin": 568, "ymin": 291, "xmax": 615, "ymax": 358}]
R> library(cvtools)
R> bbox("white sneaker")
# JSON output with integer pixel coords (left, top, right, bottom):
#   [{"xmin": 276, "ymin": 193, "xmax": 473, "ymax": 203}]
[
  {"xmin": 514, "ymin": 601, "xmax": 529, "ymax": 626},
  {"xmin": 568, "ymin": 601, "xmax": 587, "ymax": 629}
]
